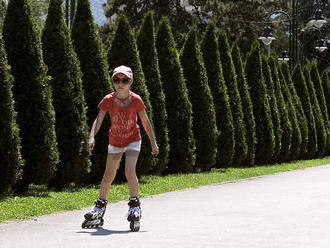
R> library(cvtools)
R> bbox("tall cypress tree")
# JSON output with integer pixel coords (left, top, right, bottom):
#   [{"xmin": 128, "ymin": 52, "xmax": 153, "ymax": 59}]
[
  {"xmin": 310, "ymin": 62, "xmax": 330, "ymax": 155},
  {"xmin": 268, "ymin": 57, "xmax": 292, "ymax": 162},
  {"xmin": 281, "ymin": 62, "xmax": 308, "ymax": 158},
  {"xmin": 107, "ymin": 15, "xmax": 154, "ymax": 176},
  {"xmin": 42, "ymin": 0, "xmax": 90, "ymax": 189},
  {"xmin": 137, "ymin": 11, "xmax": 169, "ymax": 175},
  {"xmin": 232, "ymin": 42, "xmax": 256, "ymax": 167},
  {"xmin": 218, "ymin": 30, "xmax": 247, "ymax": 167},
  {"xmin": 0, "ymin": 34, "xmax": 23, "ymax": 195},
  {"xmin": 181, "ymin": 26, "xmax": 217, "ymax": 171},
  {"xmin": 292, "ymin": 64, "xmax": 317, "ymax": 159},
  {"xmin": 71, "ymin": 0, "xmax": 112, "ymax": 184},
  {"xmin": 201, "ymin": 21, "xmax": 235, "ymax": 168},
  {"xmin": 322, "ymin": 70, "xmax": 330, "ymax": 154},
  {"xmin": 245, "ymin": 41, "xmax": 274, "ymax": 164},
  {"xmin": 156, "ymin": 17, "xmax": 195, "ymax": 173},
  {"xmin": 261, "ymin": 56, "xmax": 282, "ymax": 162},
  {"xmin": 3, "ymin": 0, "xmax": 59, "ymax": 193},
  {"xmin": 278, "ymin": 63, "xmax": 302, "ymax": 160},
  {"xmin": 304, "ymin": 65, "xmax": 327, "ymax": 157}
]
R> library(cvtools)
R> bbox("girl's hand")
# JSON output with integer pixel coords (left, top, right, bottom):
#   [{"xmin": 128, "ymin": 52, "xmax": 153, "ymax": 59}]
[
  {"xmin": 151, "ymin": 142, "xmax": 159, "ymax": 156},
  {"xmin": 88, "ymin": 137, "xmax": 95, "ymax": 151}
]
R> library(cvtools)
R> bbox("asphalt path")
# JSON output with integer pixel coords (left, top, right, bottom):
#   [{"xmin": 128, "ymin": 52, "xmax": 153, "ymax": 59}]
[{"xmin": 1, "ymin": 164, "xmax": 330, "ymax": 248}]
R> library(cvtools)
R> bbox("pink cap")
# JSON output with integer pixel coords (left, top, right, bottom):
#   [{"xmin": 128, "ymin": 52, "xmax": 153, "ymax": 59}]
[{"xmin": 112, "ymin": 65, "xmax": 133, "ymax": 80}]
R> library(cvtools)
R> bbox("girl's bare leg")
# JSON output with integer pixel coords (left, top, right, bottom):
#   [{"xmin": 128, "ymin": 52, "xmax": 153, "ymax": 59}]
[
  {"xmin": 125, "ymin": 150, "xmax": 140, "ymax": 197},
  {"xmin": 99, "ymin": 153, "xmax": 123, "ymax": 199}
]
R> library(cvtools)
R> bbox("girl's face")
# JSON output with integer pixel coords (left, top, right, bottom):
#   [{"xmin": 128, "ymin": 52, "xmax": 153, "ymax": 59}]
[{"xmin": 112, "ymin": 73, "xmax": 132, "ymax": 93}]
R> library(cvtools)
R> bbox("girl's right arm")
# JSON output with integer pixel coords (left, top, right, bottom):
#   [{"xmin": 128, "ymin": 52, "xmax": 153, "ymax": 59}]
[{"xmin": 88, "ymin": 109, "xmax": 107, "ymax": 150}]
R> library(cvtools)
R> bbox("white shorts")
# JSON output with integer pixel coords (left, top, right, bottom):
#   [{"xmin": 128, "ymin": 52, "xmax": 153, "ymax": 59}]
[{"xmin": 108, "ymin": 140, "xmax": 142, "ymax": 154}]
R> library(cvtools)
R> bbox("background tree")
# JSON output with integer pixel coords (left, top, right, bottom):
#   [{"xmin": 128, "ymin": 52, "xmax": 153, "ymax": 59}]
[
  {"xmin": 107, "ymin": 15, "xmax": 154, "ymax": 176},
  {"xmin": 304, "ymin": 65, "xmax": 327, "ymax": 157},
  {"xmin": 201, "ymin": 21, "xmax": 235, "ymax": 168},
  {"xmin": 42, "ymin": 0, "xmax": 90, "ymax": 189},
  {"xmin": 0, "ymin": 0, "xmax": 6, "ymax": 25},
  {"xmin": 181, "ymin": 26, "xmax": 217, "ymax": 171},
  {"xmin": 3, "ymin": 0, "xmax": 59, "ymax": 194},
  {"xmin": 231, "ymin": 42, "xmax": 256, "ymax": 166},
  {"xmin": 218, "ymin": 29, "xmax": 247, "ymax": 167},
  {"xmin": 292, "ymin": 64, "xmax": 317, "ymax": 159},
  {"xmin": 245, "ymin": 41, "xmax": 274, "ymax": 164},
  {"xmin": 0, "ymin": 34, "xmax": 23, "ymax": 196},
  {"xmin": 137, "ymin": 11, "xmax": 169, "ymax": 175},
  {"xmin": 322, "ymin": 69, "xmax": 330, "ymax": 154},
  {"xmin": 261, "ymin": 56, "xmax": 282, "ymax": 162},
  {"xmin": 156, "ymin": 17, "xmax": 195, "ymax": 173},
  {"xmin": 268, "ymin": 57, "xmax": 292, "ymax": 162},
  {"xmin": 310, "ymin": 62, "xmax": 330, "ymax": 154},
  {"xmin": 278, "ymin": 63, "xmax": 302, "ymax": 160},
  {"xmin": 71, "ymin": 0, "xmax": 113, "ymax": 184},
  {"xmin": 281, "ymin": 62, "xmax": 308, "ymax": 158}
]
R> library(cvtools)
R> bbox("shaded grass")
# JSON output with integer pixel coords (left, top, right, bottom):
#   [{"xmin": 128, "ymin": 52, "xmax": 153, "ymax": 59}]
[{"xmin": 0, "ymin": 157, "xmax": 329, "ymax": 223}]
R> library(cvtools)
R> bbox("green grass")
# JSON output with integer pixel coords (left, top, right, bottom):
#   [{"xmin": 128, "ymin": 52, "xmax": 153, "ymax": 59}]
[{"xmin": 1, "ymin": 157, "xmax": 330, "ymax": 223}]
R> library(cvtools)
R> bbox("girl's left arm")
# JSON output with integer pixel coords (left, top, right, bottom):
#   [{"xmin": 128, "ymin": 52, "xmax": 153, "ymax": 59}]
[{"xmin": 138, "ymin": 109, "xmax": 159, "ymax": 156}]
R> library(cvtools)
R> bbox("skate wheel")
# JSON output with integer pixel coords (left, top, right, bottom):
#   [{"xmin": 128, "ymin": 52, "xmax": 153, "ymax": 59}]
[
  {"xmin": 82, "ymin": 220, "xmax": 88, "ymax": 229},
  {"xmin": 100, "ymin": 218, "xmax": 104, "ymax": 226},
  {"xmin": 130, "ymin": 221, "xmax": 140, "ymax": 232}
]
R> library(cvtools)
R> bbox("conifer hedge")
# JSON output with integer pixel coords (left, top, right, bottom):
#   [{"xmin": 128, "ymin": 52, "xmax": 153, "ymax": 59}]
[
  {"xmin": 281, "ymin": 62, "xmax": 308, "ymax": 158},
  {"xmin": 278, "ymin": 63, "xmax": 302, "ymax": 160},
  {"xmin": 181, "ymin": 26, "xmax": 217, "ymax": 171},
  {"xmin": 42, "ymin": 0, "xmax": 90, "ymax": 189},
  {"xmin": 310, "ymin": 63, "xmax": 330, "ymax": 155},
  {"xmin": 261, "ymin": 56, "xmax": 282, "ymax": 162},
  {"xmin": 322, "ymin": 70, "xmax": 330, "ymax": 154},
  {"xmin": 201, "ymin": 22, "xmax": 235, "ymax": 168},
  {"xmin": 3, "ymin": 0, "xmax": 59, "ymax": 193},
  {"xmin": 107, "ymin": 15, "xmax": 154, "ymax": 176},
  {"xmin": 245, "ymin": 41, "xmax": 274, "ymax": 164},
  {"xmin": 0, "ymin": 34, "xmax": 23, "ymax": 195},
  {"xmin": 232, "ymin": 42, "xmax": 256, "ymax": 166},
  {"xmin": 292, "ymin": 64, "xmax": 317, "ymax": 159},
  {"xmin": 137, "ymin": 11, "xmax": 169, "ymax": 175},
  {"xmin": 218, "ymin": 30, "xmax": 247, "ymax": 167},
  {"xmin": 156, "ymin": 17, "xmax": 195, "ymax": 173},
  {"xmin": 71, "ymin": 0, "xmax": 112, "ymax": 183},
  {"xmin": 268, "ymin": 57, "xmax": 292, "ymax": 162},
  {"xmin": 304, "ymin": 65, "xmax": 327, "ymax": 157}
]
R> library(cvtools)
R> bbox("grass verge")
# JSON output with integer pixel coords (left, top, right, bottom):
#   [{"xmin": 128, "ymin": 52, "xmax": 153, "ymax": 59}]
[{"xmin": 0, "ymin": 157, "xmax": 329, "ymax": 223}]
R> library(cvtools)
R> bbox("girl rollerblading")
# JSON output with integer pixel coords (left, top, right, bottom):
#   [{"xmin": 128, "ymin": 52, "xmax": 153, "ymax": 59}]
[{"xmin": 82, "ymin": 65, "xmax": 158, "ymax": 231}]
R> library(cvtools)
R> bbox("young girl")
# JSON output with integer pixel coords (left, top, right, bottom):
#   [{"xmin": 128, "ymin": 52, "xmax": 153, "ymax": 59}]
[{"xmin": 82, "ymin": 65, "xmax": 159, "ymax": 231}]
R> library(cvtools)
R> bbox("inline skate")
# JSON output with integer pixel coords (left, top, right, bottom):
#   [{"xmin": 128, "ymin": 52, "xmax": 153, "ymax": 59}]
[
  {"xmin": 126, "ymin": 197, "xmax": 142, "ymax": 232},
  {"xmin": 82, "ymin": 198, "xmax": 107, "ymax": 229}
]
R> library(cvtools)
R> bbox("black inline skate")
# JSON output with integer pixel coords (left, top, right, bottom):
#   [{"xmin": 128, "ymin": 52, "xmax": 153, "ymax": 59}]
[
  {"xmin": 82, "ymin": 198, "xmax": 107, "ymax": 229},
  {"xmin": 126, "ymin": 197, "xmax": 142, "ymax": 232}
]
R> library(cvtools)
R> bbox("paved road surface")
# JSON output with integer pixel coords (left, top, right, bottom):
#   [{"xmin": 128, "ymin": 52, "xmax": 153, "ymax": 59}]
[{"xmin": 1, "ymin": 165, "xmax": 330, "ymax": 248}]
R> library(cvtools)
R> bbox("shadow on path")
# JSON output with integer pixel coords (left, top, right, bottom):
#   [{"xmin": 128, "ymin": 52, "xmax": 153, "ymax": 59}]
[{"xmin": 76, "ymin": 227, "xmax": 147, "ymax": 236}]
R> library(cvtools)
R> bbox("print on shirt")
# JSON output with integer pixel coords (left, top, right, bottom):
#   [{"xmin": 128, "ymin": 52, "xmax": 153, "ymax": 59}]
[{"xmin": 111, "ymin": 111, "xmax": 136, "ymax": 139}]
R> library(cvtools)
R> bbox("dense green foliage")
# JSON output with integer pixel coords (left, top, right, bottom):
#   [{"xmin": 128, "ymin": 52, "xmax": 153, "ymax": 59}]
[
  {"xmin": 261, "ymin": 56, "xmax": 282, "ymax": 162},
  {"xmin": 268, "ymin": 57, "xmax": 292, "ymax": 162},
  {"xmin": 71, "ymin": 0, "xmax": 112, "ymax": 184},
  {"xmin": 278, "ymin": 63, "xmax": 302, "ymax": 160},
  {"xmin": 310, "ymin": 63, "xmax": 330, "ymax": 155},
  {"xmin": 281, "ymin": 62, "xmax": 308, "ymax": 158},
  {"xmin": 181, "ymin": 26, "xmax": 218, "ymax": 171},
  {"xmin": 231, "ymin": 42, "xmax": 256, "ymax": 166},
  {"xmin": 156, "ymin": 17, "xmax": 195, "ymax": 173},
  {"xmin": 137, "ymin": 11, "xmax": 169, "ymax": 175},
  {"xmin": 42, "ymin": 0, "xmax": 90, "ymax": 189},
  {"xmin": 107, "ymin": 15, "xmax": 154, "ymax": 176},
  {"xmin": 3, "ymin": 0, "xmax": 59, "ymax": 193},
  {"xmin": 0, "ymin": 34, "xmax": 23, "ymax": 196},
  {"xmin": 245, "ymin": 41, "xmax": 274, "ymax": 164},
  {"xmin": 292, "ymin": 64, "xmax": 317, "ymax": 159},
  {"xmin": 201, "ymin": 22, "xmax": 235, "ymax": 168},
  {"xmin": 322, "ymin": 70, "xmax": 330, "ymax": 154},
  {"xmin": 304, "ymin": 65, "xmax": 327, "ymax": 157},
  {"xmin": 218, "ymin": 30, "xmax": 247, "ymax": 167}
]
